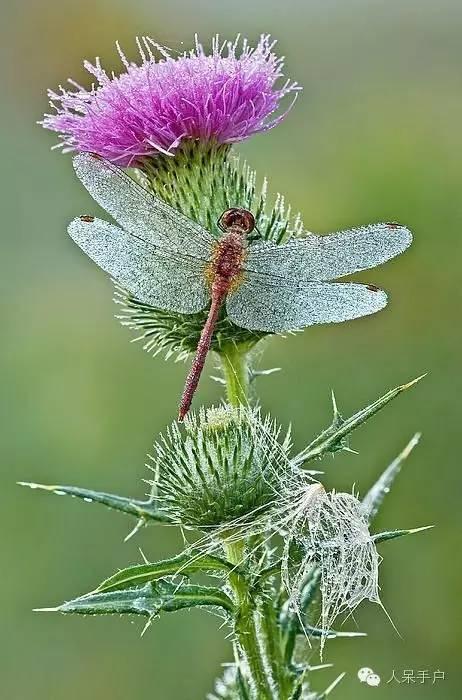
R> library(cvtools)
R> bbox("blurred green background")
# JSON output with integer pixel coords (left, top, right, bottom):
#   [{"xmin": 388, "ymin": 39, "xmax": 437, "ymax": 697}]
[{"xmin": 1, "ymin": 0, "xmax": 461, "ymax": 698}]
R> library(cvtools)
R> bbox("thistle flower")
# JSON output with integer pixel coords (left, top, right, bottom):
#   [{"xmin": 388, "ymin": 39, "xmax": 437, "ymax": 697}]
[{"xmin": 41, "ymin": 35, "xmax": 299, "ymax": 166}]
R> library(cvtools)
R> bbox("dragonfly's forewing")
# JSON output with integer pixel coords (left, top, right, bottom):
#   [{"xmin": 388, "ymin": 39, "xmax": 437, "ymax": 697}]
[
  {"xmin": 244, "ymin": 223, "xmax": 412, "ymax": 281},
  {"xmin": 68, "ymin": 216, "xmax": 210, "ymax": 313},
  {"xmin": 73, "ymin": 153, "xmax": 215, "ymax": 259},
  {"xmin": 226, "ymin": 274, "xmax": 387, "ymax": 332}
]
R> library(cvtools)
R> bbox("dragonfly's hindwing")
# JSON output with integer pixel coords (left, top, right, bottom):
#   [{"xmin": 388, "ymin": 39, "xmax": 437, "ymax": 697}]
[{"xmin": 226, "ymin": 276, "xmax": 388, "ymax": 332}]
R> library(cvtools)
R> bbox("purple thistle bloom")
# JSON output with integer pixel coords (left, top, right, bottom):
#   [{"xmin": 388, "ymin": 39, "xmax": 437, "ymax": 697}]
[{"xmin": 41, "ymin": 35, "xmax": 300, "ymax": 166}]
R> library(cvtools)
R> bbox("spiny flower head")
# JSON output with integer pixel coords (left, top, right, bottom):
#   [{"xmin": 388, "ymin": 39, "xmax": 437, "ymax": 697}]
[
  {"xmin": 149, "ymin": 404, "xmax": 292, "ymax": 528},
  {"xmin": 41, "ymin": 35, "xmax": 300, "ymax": 166}
]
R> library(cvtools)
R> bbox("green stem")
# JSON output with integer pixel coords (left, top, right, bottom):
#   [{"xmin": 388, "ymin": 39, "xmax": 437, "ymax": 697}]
[
  {"xmin": 221, "ymin": 347, "xmax": 286, "ymax": 699},
  {"xmin": 223, "ymin": 539, "xmax": 274, "ymax": 700},
  {"xmin": 220, "ymin": 343, "xmax": 250, "ymax": 407},
  {"xmin": 260, "ymin": 598, "xmax": 295, "ymax": 698}
]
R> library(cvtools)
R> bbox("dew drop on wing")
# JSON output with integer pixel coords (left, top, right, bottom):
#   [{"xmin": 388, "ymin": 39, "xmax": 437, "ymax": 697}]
[
  {"xmin": 67, "ymin": 216, "xmax": 210, "ymax": 314},
  {"xmin": 243, "ymin": 221, "xmax": 412, "ymax": 282}
]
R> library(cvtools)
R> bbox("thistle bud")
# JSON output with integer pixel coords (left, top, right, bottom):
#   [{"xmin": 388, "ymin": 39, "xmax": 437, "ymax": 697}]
[{"xmin": 150, "ymin": 404, "xmax": 291, "ymax": 528}]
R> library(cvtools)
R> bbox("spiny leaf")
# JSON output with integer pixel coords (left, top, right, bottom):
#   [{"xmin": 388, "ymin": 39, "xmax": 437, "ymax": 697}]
[
  {"xmin": 36, "ymin": 580, "xmax": 234, "ymax": 616},
  {"xmin": 294, "ymin": 376, "xmax": 425, "ymax": 464},
  {"xmin": 18, "ymin": 482, "xmax": 172, "ymax": 523},
  {"xmin": 96, "ymin": 551, "xmax": 237, "ymax": 593},
  {"xmin": 298, "ymin": 625, "xmax": 365, "ymax": 640},
  {"xmin": 373, "ymin": 525, "xmax": 434, "ymax": 544},
  {"xmin": 361, "ymin": 432, "xmax": 421, "ymax": 522},
  {"xmin": 318, "ymin": 672, "xmax": 346, "ymax": 698}
]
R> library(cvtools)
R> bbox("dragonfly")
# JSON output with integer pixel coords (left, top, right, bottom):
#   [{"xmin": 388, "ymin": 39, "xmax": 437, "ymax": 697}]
[{"xmin": 69, "ymin": 152, "xmax": 412, "ymax": 420}]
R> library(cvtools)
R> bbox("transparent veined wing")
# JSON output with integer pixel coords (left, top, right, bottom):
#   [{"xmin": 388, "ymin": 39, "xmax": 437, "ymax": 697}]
[
  {"xmin": 226, "ymin": 273, "xmax": 388, "ymax": 332},
  {"xmin": 68, "ymin": 216, "xmax": 210, "ymax": 314},
  {"xmin": 73, "ymin": 153, "xmax": 216, "ymax": 259},
  {"xmin": 243, "ymin": 223, "xmax": 412, "ymax": 281}
]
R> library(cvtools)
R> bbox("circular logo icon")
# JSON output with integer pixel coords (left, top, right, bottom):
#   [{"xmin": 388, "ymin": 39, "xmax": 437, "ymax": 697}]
[
  {"xmin": 366, "ymin": 673, "xmax": 381, "ymax": 687},
  {"xmin": 358, "ymin": 667, "xmax": 381, "ymax": 686},
  {"xmin": 358, "ymin": 668, "xmax": 374, "ymax": 683}
]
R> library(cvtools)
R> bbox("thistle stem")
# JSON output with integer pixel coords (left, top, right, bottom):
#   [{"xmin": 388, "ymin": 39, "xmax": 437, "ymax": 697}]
[
  {"xmin": 220, "ymin": 344, "xmax": 250, "ymax": 407},
  {"xmin": 260, "ymin": 598, "xmax": 294, "ymax": 697},
  {"xmin": 223, "ymin": 539, "xmax": 274, "ymax": 699},
  {"xmin": 220, "ymin": 350, "xmax": 279, "ymax": 699}
]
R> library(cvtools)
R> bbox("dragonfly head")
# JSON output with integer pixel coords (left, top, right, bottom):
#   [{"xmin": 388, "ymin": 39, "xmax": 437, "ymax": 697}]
[{"xmin": 218, "ymin": 208, "xmax": 255, "ymax": 236}]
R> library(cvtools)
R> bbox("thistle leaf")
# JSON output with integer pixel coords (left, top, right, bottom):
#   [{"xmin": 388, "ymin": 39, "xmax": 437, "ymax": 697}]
[
  {"xmin": 319, "ymin": 672, "xmax": 346, "ymax": 698},
  {"xmin": 294, "ymin": 376, "xmax": 425, "ymax": 465},
  {"xmin": 373, "ymin": 525, "xmax": 434, "ymax": 544},
  {"xmin": 36, "ymin": 580, "xmax": 234, "ymax": 616},
  {"xmin": 298, "ymin": 625, "xmax": 366, "ymax": 639},
  {"xmin": 18, "ymin": 482, "xmax": 172, "ymax": 523},
  {"xmin": 361, "ymin": 432, "xmax": 421, "ymax": 522},
  {"xmin": 96, "ymin": 551, "xmax": 236, "ymax": 593}
]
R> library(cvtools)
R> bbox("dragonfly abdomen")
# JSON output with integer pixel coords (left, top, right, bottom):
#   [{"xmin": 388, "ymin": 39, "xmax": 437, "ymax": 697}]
[
  {"xmin": 178, "ymin": 288, "xmax": 226, "ymax": 421},
  {"xmin": 179, "ymin": 232, "xmax": 247, "ymax": 420}
]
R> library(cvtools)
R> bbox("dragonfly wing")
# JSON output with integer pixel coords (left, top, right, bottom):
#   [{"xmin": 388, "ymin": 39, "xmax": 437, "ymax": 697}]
[
  {"xmin": 244, "ymin": 223, "xmax": 412, "ymax": 281},
  {"xmin": 226, "ymin": 274, "xmax": 387, "ymax": 332},
  {"xmin": 68, "ymin": 216, "xmax": 210, "ymax": 313},
  {"xmin": 73, "ymin": 153, "xmax": 216, "ymax": 259}
]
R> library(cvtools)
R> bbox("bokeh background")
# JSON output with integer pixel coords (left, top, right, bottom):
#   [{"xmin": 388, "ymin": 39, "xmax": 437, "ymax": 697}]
[{"xmin": 1, "ymin": 0, "xmax": 461, "ymax": 698}]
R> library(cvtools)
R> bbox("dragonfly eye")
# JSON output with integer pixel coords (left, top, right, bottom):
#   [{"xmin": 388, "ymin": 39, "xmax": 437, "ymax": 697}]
[{"xmin": 218, "ymin": 208, "xmax": 255, "ymax": 234}]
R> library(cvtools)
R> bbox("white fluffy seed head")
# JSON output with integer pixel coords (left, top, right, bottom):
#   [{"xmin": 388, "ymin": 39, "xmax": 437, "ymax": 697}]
[{"xmin": 281, "ymin": 485, "xmax": 380, "ymax": 654}]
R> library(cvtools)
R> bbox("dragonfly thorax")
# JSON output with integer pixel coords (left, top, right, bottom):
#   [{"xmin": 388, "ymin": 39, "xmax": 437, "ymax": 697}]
[{"xmin": 210, "ymin": 232, "xmax": 246, "ymax": 287}]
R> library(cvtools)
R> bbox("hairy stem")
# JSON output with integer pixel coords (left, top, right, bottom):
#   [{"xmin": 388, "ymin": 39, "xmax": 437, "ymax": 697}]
[
  {"xmin": 220, "ymin": 344, "xmax": 250, "ymax": 407},
  {"xmin": 260, "ymin": 598, "xmax": 295, "ymax": 698},
  {"xmin": 223, "ymin": 539, "xmax": 274, "ymax": 699},
  {"xmin": 220, "ymin": 349, "xmax": 276, "ymax": 698}
]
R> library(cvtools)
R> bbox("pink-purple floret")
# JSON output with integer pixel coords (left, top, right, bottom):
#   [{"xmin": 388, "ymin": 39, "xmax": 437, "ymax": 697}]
[{"xmin": 41, "ymin": 35, "xmax": 300, "ymax": 166}]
